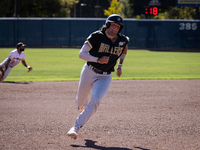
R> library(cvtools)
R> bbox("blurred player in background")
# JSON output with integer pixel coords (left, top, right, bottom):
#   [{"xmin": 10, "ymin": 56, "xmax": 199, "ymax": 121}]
[
  {"xmin": 67, "ymin": 14, "xmax": 129, "ymax": 139},
  {"xmin": 0, "ymin": 42, "xmax": 33, "ymax": 82}
]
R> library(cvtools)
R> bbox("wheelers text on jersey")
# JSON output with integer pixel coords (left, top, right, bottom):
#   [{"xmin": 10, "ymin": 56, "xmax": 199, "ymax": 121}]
[{"xmin": 98, "ymin": 43, "xmax": 124, "ymax": 57}]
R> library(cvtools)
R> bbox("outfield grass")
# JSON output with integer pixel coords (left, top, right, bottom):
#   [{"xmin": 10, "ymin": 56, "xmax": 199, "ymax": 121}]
[{"xmin": 0, "ymin": 48, "xmax": 200, "ymax": 82}]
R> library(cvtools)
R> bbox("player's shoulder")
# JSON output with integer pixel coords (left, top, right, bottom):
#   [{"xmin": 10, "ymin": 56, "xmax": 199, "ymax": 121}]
[
  {"xmin": 9, "ymin": 49, "xmax": 17, "ymax": 55},
  {"xmin": 21, "ymin": 51, "xmax": 25, "ymax": 56},
  {"xmin": 10, "ymin": 49, "xmax": 17, "ymax": 53},
  {"xmin": 91, "ymin": 30, "xmax": 104, "ymax": 36},
  {"xmin": 118, "ymin": 33, "xmax": 130, "ymax": 42},
  {"xmin": 87, "ymin": 30, "xmax": 104, "ymax": 40}
]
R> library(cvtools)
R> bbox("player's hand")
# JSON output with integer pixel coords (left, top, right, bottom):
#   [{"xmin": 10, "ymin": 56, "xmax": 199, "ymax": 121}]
[
  {"xmin": 27, "ymin": 66, "xmax": 33, "ymax": 72},
  {"xmin": 97, "ymin": 56, "xmax": 109, "ymax": 64},
  {"xmin": 116, "ymin": 67, "xmax": 122, "ymax": 77}
]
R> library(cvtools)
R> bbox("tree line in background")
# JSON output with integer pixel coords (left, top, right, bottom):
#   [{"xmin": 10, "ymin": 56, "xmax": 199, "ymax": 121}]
[{"xmin": 0, "ymin": 0, "xmax": 199, "ymax": 19}]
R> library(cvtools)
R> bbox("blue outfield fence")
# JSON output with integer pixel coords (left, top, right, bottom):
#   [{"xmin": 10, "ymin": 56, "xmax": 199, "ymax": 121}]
[{"xmin": 0, "ymin": 18, "xmax": 200, "ymax": 49}]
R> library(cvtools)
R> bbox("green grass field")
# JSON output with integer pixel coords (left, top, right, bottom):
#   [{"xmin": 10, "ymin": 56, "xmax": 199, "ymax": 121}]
[{"xmin": 0, "ymin": 48, "xmax": 200, "ymax": 82}]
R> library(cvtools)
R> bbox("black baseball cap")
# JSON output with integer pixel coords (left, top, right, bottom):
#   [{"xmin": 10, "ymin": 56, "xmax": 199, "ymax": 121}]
[{"xmin": 16, "ymin": 42, "xmax": 26, "ymax": 48}]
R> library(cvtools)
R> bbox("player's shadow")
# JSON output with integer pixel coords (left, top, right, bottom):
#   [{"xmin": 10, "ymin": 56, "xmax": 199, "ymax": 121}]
[
  {"xmin": 71, "ymin": 139, "xmax": 150, "ymax": 150},
  {"xmin": 2, "ymin": 81, "xmax": 30, "ymax": 84},
  {"xmin": 71, "ymin": 139, "xmax": 132, "ymax": 150},
  {"xmin": 134, "ymin": 147, "xmax": 150, "ymax": 150}
]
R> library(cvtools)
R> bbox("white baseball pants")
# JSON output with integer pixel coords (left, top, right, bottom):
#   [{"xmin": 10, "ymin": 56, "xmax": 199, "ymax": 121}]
[
  {"xmin": 74, "ymin": 63, "xmax": 112, "ymax": 128},
  {"xmin": 0, "ymin": 61, "xmax": 12, "ymax": 82}
]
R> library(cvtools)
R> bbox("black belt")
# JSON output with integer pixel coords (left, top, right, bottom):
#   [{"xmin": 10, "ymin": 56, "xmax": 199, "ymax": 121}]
[{"xmin": 87, "ymin": 63, "xmax": 111, "ymax": 75}]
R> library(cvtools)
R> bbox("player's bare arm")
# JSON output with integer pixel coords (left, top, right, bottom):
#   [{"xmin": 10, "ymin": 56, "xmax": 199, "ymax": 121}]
[
  {"xmin": 116, "ymin": 45, "xmax": 128, "ymax": 77},
  {"xmin": 22, "ymin": 60, "xmax": 33, "ymax": 72}
]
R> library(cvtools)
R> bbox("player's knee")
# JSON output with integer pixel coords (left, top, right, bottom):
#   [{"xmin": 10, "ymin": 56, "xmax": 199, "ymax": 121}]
[
  {"xmin": 89, "ymin": 97, "xmax": 102, "ymax": 111},
  {"xmin": 87, "ymin": 102, "xmax": 99, "ymax": 113}
]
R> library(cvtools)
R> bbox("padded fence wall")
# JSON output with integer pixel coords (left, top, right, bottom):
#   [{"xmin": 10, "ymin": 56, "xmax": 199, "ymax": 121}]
[{"xmin": 0, "ymin": 18, "xmax": 199, "ymax": 49}]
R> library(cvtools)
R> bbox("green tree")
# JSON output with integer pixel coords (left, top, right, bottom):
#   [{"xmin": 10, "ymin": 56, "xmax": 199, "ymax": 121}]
[
  {"xmin": 104, "ymin": 0, "xmax": 123, "ymax": 17},
  {"xmin": 120, "ymin": 0, "xmax": 134, "ymax": 18},
  {"xmin": 154, "ymin": 7, "xmax": 197, "ymax": 19},
  {"xmin": 0, "ymin": 0, "xmax": 79, "ymax": 17},
  {"xmin": 103, "ymin": 0, "xmax": 134, "ymax": 18},
  {"xmin": 0, "ymin": 0, "xmax": 14, "ymax": 17}
]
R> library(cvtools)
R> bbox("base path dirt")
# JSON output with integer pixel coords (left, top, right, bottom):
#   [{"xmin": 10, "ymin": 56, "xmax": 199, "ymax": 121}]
[{"xmin": 0, "ymin": 80, "xmax": 200, "ymax": 150}]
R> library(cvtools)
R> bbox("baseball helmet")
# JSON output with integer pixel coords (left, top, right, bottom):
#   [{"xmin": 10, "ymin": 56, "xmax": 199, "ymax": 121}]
[
  {"xmin": 105, "ymin": 14, "xmax": 123, "ymax": 33},
  {"xmin": 16, "ymin": 42, "xmax": 26, "ymax": 48}
]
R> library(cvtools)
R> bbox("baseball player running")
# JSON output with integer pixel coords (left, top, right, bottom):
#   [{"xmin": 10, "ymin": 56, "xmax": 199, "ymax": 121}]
[
  {"xmin": 0, "ymin": 42, "xmax": 33, "ymax": 82},
  {"xmin": 67, "ymin": 14, "xmax": 129, "ymax": 139}
]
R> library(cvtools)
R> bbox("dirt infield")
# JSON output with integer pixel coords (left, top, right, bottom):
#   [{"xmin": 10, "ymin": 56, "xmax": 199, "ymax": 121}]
[{"xmin": 0, "ymin": 80, "xmax": 200, "ymax": 150}]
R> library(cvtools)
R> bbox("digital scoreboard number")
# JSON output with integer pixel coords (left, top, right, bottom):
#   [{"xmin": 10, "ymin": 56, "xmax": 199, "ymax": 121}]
[
  {"xmin": 134, "ymin": 0, "xmax": 176, "ymax": 16},
  {"xmin": 144, "ymin": 6, "xmax": 159, "ymax": 16}
]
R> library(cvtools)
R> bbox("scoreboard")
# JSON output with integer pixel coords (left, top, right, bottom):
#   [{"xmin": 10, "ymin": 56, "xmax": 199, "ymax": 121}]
[
  {"xmin": 134, "ymin": 0, "xmax": 176, "ymax": 16},
  {"xmin": 144, "ymin": 6, "xmax": 159, "ymax": 16}
]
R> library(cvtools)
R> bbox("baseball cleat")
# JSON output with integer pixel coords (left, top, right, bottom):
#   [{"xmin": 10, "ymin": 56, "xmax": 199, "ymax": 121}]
[{"xmin": 67, "ymin": 126, "xmax": 79, "ymax": 140}]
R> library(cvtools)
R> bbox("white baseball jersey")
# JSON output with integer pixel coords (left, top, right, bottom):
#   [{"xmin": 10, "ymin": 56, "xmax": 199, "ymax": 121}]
[
  {"xmin": 0, "ymin": 49, "xmax": 25, "ymax": 82},
  {"xmin": 3, "ymin": 49, "xmax": 25, "ymax": 68}
]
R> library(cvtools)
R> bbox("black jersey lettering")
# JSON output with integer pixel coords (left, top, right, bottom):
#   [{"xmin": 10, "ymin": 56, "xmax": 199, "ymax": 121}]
[{"xmin": 98, "ymin": 43, "xmax": 110, "ymax": 53}]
